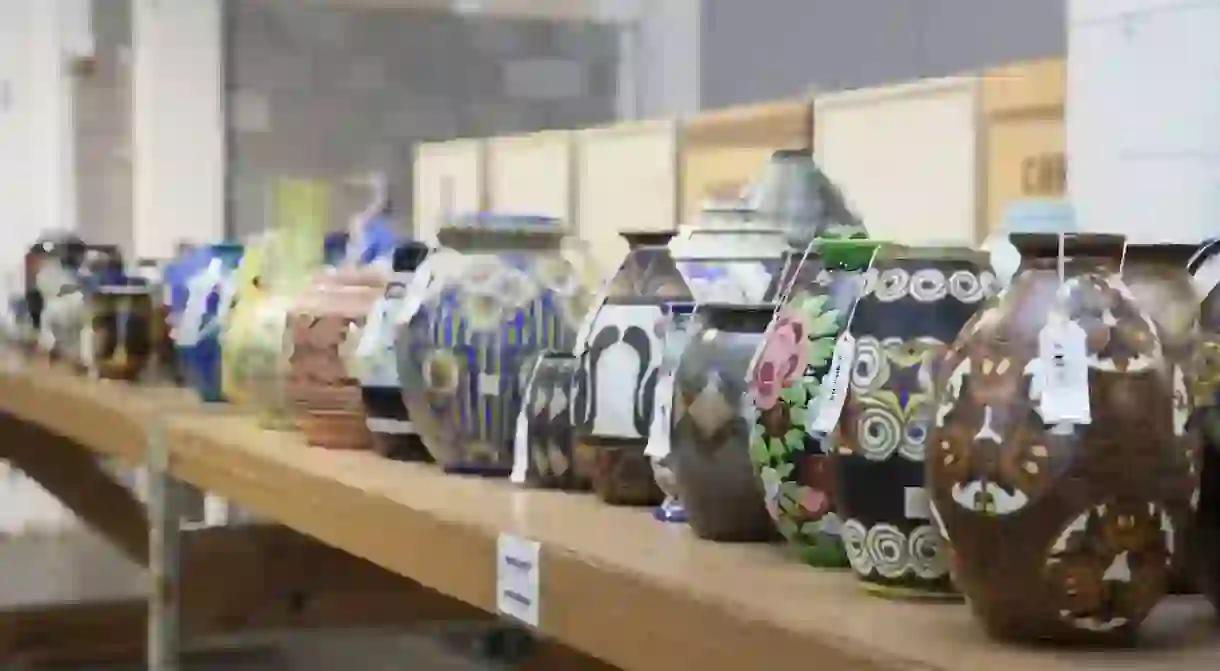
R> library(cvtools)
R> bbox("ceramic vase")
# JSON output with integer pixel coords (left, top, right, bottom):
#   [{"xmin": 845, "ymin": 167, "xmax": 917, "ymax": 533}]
[
  {"xmin": 573, "ymin": 230, "xmax": 691, "ymax": 505},
  {"xmin": 671, "ymin": 303, "xmax": 777, "ymax": 541},
  {"xmin": 1122, "ymin": 243, "xmax": 1208, "ymax": 595},
  {"xmin": 286, "ymin": 268, "xmax": 387, "ymax": 450},
  {"xmin": 353, "ymin": 241, "xmax": 432, "ymax": 461},
  {"xmin": 85, "ymin": 279, "xmax": 154, "ymax": 381},
  {"xmin": 23, "ymin": 232, "xmax": 85, "ymax": 345},
  {"xmin": 1188, "ymin": 239, "xmax": 1220, "ymax": 616},
  {"xmin": 929, "ymin": 234, "xmax": 1195, "ymax": 643},
  {"xmin": 748, "ymin": 239, "xmax": 879, "ymax": 567},
  {"xmin": 744, "ymin": 149, "xmax": 868, "ymax": 244},
  {"xmin": 636, "ymin": 212, "xmax": 796, "ymax": 517},
  {"xmin": 834, "ymin": 244, "xmax": 994, "ymax": 600},
  {"xmin": 174, "ymin": 243, "xmax": 244, "ymax": 402},
  {"xmin": 396, "ymin": 214, "xmax": 594, "ymax": 475},
  {"xmin": 222, "ymin": 230, "xmax": 322, "ymax": 430},
  {"xmin": 515, "ymin": 351, "xmax": 584, "ymax": 489}
]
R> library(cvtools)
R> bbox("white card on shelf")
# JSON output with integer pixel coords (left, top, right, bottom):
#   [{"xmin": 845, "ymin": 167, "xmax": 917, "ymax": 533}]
[
  {"xmin": 496, "ymin": 533, "xmax": 541, "ymax": 627},
  {"xmin": 1038, "ymin": 316, "xmax": 1091, "ymax": 425},
  {"xmin": 808, "ymin": 333, "xmax": 855, "ymax": 434}
]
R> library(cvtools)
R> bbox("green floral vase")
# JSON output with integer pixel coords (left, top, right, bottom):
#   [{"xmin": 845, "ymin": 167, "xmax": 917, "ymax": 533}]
[{"xmin": 747, "ymin": 239, "xmax": 878, "ymax": 567}]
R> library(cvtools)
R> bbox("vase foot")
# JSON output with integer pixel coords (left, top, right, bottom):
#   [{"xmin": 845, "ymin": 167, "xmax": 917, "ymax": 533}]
[{"xmin": 861, "ymin": 582, "xmax": 963, "ymax": 603}]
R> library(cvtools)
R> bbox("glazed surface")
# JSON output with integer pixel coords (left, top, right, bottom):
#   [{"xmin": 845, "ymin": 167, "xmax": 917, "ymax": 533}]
[{"xmin": 930, "ymin": 249, "xmax": 1197, "ymax": 641}]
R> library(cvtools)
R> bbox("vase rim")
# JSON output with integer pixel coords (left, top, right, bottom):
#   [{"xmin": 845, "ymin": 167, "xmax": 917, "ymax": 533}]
[
  {"xmin": 1010, "ymin": 233, "xmax": 1127, "ymax": 259},
  {"xmin": 874, "ymin": 243, "xmax": 984, "ymax": 263}
]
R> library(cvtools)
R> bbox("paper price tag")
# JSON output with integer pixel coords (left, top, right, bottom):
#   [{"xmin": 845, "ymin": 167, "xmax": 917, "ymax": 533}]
[
  {"xmin": 1038, "ymin": 317, "xmax": 1091, "ymax": 424},
  {"xmin": 643, "ymin": 373, "xmax": 676, "ymax": 459},
  {"xmin": 496, "ymin": 534, "xmax": 540, "ymax": 627},
  {"xmin": 809, "ymin": 333, "xmax": 855, "ymax": 434},
  {"xmin": 510, "ymin": 408, "xmax": 529, "ymax": 485}
]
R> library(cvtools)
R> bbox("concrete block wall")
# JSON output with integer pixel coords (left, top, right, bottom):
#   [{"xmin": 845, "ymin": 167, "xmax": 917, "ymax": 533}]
[{"xmin": 225, "ymin": 2, "xmax": 621, "ymax": 239}]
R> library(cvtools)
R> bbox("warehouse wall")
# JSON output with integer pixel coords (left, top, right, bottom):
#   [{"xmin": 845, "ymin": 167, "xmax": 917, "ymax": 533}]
[
  {"xmin": 699, "ymin": 0, "xmax": 1067, "ymax": 107},
  {"xmin": 225, "ymin": 1, "xmax": 621, "ymax": 238}
]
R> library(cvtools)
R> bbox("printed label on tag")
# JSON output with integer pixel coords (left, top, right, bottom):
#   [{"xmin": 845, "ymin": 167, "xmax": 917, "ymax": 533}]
[
  {"xmin": 643, "ymin": 373, "xmax": 676, "ymax": 459},
  {"xmin": 496, "ymin": 534, "xmax": 540, "ymax": 627},
  {"xmin": 809, "ymin": 333, "xmax": 855, "ymax": 434},
  {"xmin": 80, "ymin": 323, "xmax": 94, "ymax": 368},
  {"xmin": 904, "ymin": 486, "xmax": 932, "ymax": 521},
  {"xmin": 1038, "ymin": 317, "xmax": 1091, "ymax": 424}
]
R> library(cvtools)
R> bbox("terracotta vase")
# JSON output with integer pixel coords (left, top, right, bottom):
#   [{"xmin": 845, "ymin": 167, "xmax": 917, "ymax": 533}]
[
  {"xmin": 353, "ymin": 241, "xmax": 432, "ymax": 462},
  {"xmin": 748, "ymin": 239, "xmax": 879, "ymax": 567},
  {"xmin": 573, "ymin": 230, "xmax": 690, "ymax": 506},
  {"xmin": 1189, "ymin": 239, "xmax": 1220, "ymax": 616},
  {"xmin": 1122, "ymin": 243, "xmax": 1207, "ymax": 595},
  {"xmin": 835, "ymin": 244, "xmax": 994, "ymax": 600},
  {"xmin": 515, "ymin": 351, "xmax": 584, "ymax": 489},
  {"xmin": 395, "ymin": 214, "xmax": 595, "ymax": 475},
  {"xmin": 286, "ymin": 268, "xmax": 387, "ymax": 450},
  {"xmin": 671, "ymin": 303, "xmax": 778, "ymax": 542},
  {"xmin": 85, "ymin": 279, "xmax": 154, "ymax": 381},
  {"xmin": 929, "ymin": 234, "xmax": 1196, "ymax": 643}
]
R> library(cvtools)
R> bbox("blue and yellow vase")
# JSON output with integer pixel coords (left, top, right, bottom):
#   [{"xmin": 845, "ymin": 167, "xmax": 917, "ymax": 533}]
[{"xmin": 395, "ymin": 214, "xmax": 595, "ymax": 476}]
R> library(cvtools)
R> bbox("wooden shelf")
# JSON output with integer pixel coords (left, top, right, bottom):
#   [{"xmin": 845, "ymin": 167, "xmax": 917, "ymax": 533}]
[{"xmin": 2, "ymin": 363, "xmax": 1219, "ymax": 670}]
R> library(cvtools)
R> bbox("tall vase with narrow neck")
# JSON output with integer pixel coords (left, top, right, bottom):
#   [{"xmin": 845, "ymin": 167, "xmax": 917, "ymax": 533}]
[
  {"xmin": 744, "ymin": 149, "xmax": 868, "ymax": 246},
  {"xmin": 930, "ymin": 233, "xmax": 1194, "ymax": 643},
  {"xmin": 571, "ymin": 229, "xmax": 689, "ymax": 503},
  {"xmin": 395, "ymin": 214, "xmax": 594, "ymax": 476}
]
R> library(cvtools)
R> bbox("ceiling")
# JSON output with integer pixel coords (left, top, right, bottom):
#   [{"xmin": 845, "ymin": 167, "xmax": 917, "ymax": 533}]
[{"xmin": 297, "ymin": 0, "xmax": 644, "ymax": 23}]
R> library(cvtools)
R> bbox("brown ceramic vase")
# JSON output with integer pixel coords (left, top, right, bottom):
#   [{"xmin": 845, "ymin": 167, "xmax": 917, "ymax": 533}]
[
  {"xmin": 286, "ymin": 268, "xmax": 387, "ymax": 450},
  {"xmin": 929, "ymin": 234, "xmax": 1198, "ymax": 644},
  {"xmin": 87, "ymin": 282, "xmax": 154, "ymax": 381},
  {"xmin": 1122, "ymin": 244, "xmax": 1206, "ymax": 595},
  {"xmin": 1189, "ymin": 239, "xmax": 1220, "ymax": 616}
]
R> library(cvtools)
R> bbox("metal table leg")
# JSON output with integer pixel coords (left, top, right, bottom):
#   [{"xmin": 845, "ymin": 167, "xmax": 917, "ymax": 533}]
[{"xmin": 147, "ymin": 424, "xmax": 182, "ymax": 671}]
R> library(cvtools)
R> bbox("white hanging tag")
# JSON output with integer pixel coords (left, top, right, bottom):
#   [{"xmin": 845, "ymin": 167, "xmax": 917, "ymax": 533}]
[
  {"xmin": 79, "ymin": 321, "xmax": 94, "ymax": 369},
  {"xmin": 510, "ymin": 407, "xmax": 529, "ymax": 485},
  {"xmin": 808, "ymin": 333, "xmax": 855, "ymax": 435},
  {"xmin": 1038, "ymin": 315, "xmax": 1091, "ymax": 425},
  {"xmin": 643, "ymin": 372, "xmax": 676, "ymax": 459},
  {"xmin": 393, "ymin": 265, "xmax": 435, "ymax": 327},
  {"xmin": 985, "ymin": 233, "xmax": 1022, "ymax": 291}
]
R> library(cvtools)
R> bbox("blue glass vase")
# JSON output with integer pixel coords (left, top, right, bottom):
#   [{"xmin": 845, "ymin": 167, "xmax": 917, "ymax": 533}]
[{"xmin": 174, "ymin": 243, "xmax": 244, "ymax": 402}]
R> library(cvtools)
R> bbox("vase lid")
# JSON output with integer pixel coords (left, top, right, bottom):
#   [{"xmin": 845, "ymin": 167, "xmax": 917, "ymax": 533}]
[
  {"xmin": 619, "ymin": 230, "xmax": 677, "ymax": 249},
  {"xmin": 392, "ymin": 241, "xmax": 431, "ymax": 272},
  {"xmin": 995, "ymin": 199, "xmax": 1077, "ymax": 237},
  {"xmin": 438, "ymin": 212, "xmax": 567, "ymax": 252},
  {"xmin": 741, "ymin": 150, "xmax": 868, "ymax": 247}
]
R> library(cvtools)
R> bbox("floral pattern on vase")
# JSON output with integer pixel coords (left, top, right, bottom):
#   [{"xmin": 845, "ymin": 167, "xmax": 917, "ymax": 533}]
[
  {"xmin": 929, "ymin": 234, "xmax": 1196, "ymax": 643},
  {"xmin": 749, "ymin": 252, "xmax": 872, "ymax": 567}
]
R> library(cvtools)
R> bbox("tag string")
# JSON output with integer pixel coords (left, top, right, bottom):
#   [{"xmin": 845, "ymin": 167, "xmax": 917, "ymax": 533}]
[{"xmin": 839, "ymin": 245, "xmax": 882, "ymax": 337}]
